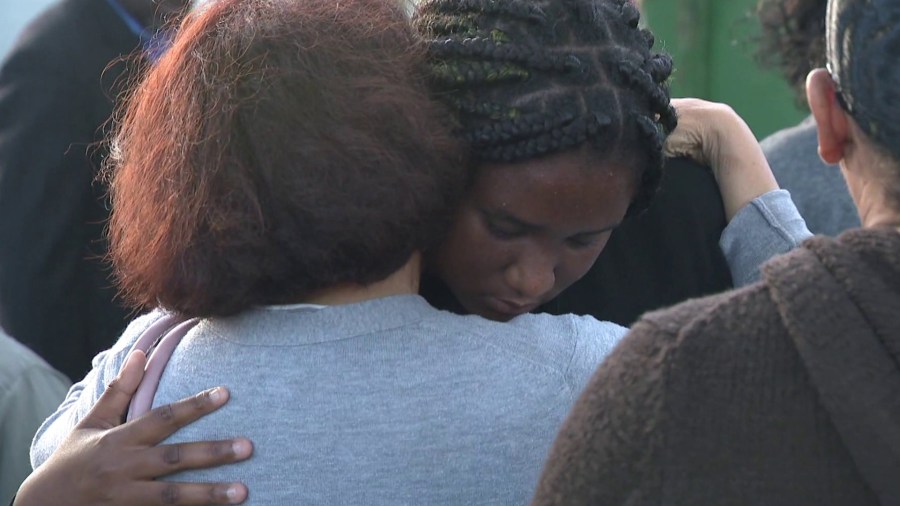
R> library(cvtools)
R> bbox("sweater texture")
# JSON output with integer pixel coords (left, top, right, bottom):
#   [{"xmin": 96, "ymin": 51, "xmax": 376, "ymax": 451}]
[
  {"xmin": 531, "ymin": 227, "xmax": 900, "ymax": 506},
  {"xmin": 32, "ymin": 296, "xmax": 624, "ymax": 505}
]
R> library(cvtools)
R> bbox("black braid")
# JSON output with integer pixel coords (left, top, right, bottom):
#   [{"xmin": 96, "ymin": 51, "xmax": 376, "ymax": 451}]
[
  {"xmin": 614, "ymin": 59, "xmax": 677, "ymax": 133},
  {"xmin": 480, "ymin": 112, "xmax": 612, "ymax": 162},
  {"xmin": 429, "ymin": 38, "xmax": 584, "ymax": 73},
  {"xmin": 417, "ymin": 0, "xmax": 547, "ymax": 24},
  {"xmin": 413, "ymin": 0, "xmax": 677, "ymax": 214},
  {"xmin": 447, "ymin": 96, "xmax": 517, "ymax": 120},
  {"xmin": 631, "ymin": 114, "xmax": 666, "ymax": 214},
  {"xmin": 428, "ymin": 60, "xmax": 530, "ymax": 87}
]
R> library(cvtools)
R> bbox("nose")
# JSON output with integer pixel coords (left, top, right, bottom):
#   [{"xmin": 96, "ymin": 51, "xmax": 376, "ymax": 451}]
[{"xmin": 504, "ymin": 251, "xmax": 556, "ymax": 301}]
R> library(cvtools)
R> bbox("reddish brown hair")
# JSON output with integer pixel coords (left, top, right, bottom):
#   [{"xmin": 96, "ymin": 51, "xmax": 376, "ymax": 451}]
[{"xmin": 106, "ymin": 0, "xmax": 465, "ymax": 317}]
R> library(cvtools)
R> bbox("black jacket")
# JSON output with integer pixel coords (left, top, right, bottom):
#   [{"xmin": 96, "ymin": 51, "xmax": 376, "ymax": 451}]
[{"xmin": 0, "ymin": 0, "xmax": 142, "ymax": 380}]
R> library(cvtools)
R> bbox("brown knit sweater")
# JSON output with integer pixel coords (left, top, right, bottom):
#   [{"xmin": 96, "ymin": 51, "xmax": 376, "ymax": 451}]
[{"xmin": 531, "ymin": 227, "xmax": 900, "ymax": 506}]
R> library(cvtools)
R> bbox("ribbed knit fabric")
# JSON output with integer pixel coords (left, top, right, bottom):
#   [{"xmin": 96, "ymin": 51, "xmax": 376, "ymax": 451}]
[{"xmin": 531, "ymin": 227, "xmax": 900, "ymax": 506}]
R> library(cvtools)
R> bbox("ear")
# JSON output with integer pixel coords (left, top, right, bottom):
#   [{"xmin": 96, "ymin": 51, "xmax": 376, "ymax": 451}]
[{"xmin": 806, "ymin": 68, "xmax": 851, "ymax": 164}]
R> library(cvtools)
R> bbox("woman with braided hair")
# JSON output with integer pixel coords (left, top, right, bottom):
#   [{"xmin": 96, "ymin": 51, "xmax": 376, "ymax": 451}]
[{"xmin": 413, "ymin": 0, "xmax": 804, "ymax": 322}]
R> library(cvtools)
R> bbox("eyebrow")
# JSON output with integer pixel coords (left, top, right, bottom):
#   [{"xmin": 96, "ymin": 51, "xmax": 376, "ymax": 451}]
[{"xmin": 481, "ymin": 208, "xmax": 621, "ymax": 235}]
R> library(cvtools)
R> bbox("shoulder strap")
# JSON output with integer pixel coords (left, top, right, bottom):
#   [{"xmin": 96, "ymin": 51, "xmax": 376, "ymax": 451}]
[{"xmin": 126, "ymin": 315, "xmax": 200, "ymax": 421}]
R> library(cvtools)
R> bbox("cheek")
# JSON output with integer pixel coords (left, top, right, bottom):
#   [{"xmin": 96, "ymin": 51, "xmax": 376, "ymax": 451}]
[
  {"xmin": 434, "ymin": 216, "xmax": 512, "ymax": 286},
  {"xmin": 553, "ymin": 240, "xmax": 611, "ymax": 293}
]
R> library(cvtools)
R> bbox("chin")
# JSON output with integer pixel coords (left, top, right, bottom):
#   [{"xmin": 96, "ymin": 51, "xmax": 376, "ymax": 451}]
[
  {"xmin": 483, "ymin": 311, "xmax": 516, "ymax": 322},
  {"xmin": 465, "ymin": 301, "xmax": 520, "ymax": 322}
]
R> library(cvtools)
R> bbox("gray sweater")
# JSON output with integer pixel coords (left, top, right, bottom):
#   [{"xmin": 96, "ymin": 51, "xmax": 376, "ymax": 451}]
[
  {"xmin": 35, "ymin": 297, "xmax": 626, "ymax": 505},
  {"xmin": 31, "ymin": 190, "xmax": 811, "ymax": 505}
]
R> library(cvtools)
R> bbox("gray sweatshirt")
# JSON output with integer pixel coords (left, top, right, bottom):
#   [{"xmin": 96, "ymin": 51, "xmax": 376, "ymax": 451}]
[{"xmin": 31, "ymin": 190, "xmax": 811, "ymax": 505}]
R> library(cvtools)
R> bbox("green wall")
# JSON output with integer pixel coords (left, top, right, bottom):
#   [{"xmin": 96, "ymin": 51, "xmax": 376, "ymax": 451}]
[{"xmin": 641, "ymin": 0, "xmax": 807, "ymax": 139}]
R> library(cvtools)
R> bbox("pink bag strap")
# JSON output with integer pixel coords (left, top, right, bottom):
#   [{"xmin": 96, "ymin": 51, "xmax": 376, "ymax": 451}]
[{"xmin": 126, "ymin": 315, "xmax": 200, "ymax": 421}]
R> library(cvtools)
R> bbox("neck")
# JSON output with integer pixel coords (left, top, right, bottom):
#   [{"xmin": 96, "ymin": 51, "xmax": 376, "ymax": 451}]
[
  {"xmin": 303, "ymin": 253, "xmax": 422, "ymax": 306},
  {"xmin": 842, "ymin": 160, "xmax": 900, "ymax": 231}
]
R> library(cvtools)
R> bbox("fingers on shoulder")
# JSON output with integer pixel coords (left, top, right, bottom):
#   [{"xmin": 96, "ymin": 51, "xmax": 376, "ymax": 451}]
[
  {"xmin": 126, "ymin": 387, "xmax": 231, "ymax": 444},
  {"xmin": 149, "ymin": 438, "xmax": 253, "ymax": 474},
  {"xmin": 132, "ymin": 481, "xmax": 248, "ymax": 505}
]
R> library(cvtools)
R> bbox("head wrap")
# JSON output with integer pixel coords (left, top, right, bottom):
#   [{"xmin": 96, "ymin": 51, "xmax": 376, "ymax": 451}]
[{"xmin": 826, "ymin": 0, "xmax": 900, "ymax": 159}]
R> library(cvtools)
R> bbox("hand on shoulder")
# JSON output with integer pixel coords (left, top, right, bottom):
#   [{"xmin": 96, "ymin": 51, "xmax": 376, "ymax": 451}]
[
  {"xmin": 14, "ymin": 351, "xmax": 253, "ymax": 506},
  {"xmin": 664, "ymin": 98, "xmax": 779, "ymax": 220}
]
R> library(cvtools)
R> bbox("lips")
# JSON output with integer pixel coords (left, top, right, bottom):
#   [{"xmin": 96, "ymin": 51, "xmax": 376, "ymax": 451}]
[{"xmin": 485, "ymin": 297, "xmax": 539, "ymax": 318}]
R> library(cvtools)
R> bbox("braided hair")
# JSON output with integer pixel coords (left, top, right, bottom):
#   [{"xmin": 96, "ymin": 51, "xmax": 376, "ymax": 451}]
[{"xmin": 413, "ymin": 0, "xmax": 676, "ymax": 214}]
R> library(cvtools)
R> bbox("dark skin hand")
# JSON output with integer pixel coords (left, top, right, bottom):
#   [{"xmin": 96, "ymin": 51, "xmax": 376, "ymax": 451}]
[{"xmin": 14, "ymin": 350, "xmax": 253, "ymax": 506}]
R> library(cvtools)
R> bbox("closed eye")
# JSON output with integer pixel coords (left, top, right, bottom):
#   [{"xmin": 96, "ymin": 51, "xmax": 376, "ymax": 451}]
[
  {"xmin": 480, "ymin": 208, "xmax": 537, "ymax": 240},
  {"xmin": 485, "ymin": 218, "xmax": 527, "ymax": 240},
  {"xmin": 566, "ymin": 232, "xmax": 608, "ymax": 249}
]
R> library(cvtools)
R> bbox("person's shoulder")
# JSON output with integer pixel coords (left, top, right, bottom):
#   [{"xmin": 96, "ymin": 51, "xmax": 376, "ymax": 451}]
[
  {"xmin": 112, "ymin": 308, "xmax": 175, "ymax": 349},
  {"xmin": 507, "ymin": 311, "xmax": 624, "ymax": 334},
  {"xmin": 656, "ymin": 156, "xmax": 724, "ymax": 212},
  {"xmin": 492, "ymin": 312, "xmax": 626, "ymax": 351},
  {"xmin": 0, "ymin": 330, "xmax": 69, "ymax": 396},
  {"xmin": 88, "ymin": 308, "xmax": 174, "ymax": 373},
  {"xmin": 425, "ymin": 310, "xmax": 624, "ymax": 374},
  {"xmin": 498, "ymin": 312, "xmax": 624, "ymax": 369},
  {"xmin": 633, "ymin": 280, "xmax": 779, "ymax": 355},
  {"xmin": 760, "ymin": 117, "xmax": 821, "ymax": 166},
  {"xmin": 760, "ymin": 116, "xmax": 817, "ymax": 149}
]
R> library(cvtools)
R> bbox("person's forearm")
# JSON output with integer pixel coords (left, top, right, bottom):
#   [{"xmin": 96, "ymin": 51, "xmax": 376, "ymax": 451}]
[
  {"xmin": 710, "ymin": 114, "xmax": 779, "ymax": 221},
  {"xmin": 720, "ymin": 190, "xmax": 813, "ymax": 286}
]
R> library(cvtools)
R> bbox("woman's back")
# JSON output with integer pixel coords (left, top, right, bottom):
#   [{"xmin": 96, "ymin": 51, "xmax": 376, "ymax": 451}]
[
  {"xmin": 532, "ymin": 228, "xmax": 900, "ymax": 505},
  {"xmin": 143, "ymin": 296, "xmax": 623, "ymax": 504}
]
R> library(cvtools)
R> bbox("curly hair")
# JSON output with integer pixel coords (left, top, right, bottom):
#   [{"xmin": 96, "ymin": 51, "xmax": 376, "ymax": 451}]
[
  {"xmin": 412, "ymin": 0, "xmax": 676, "ymax": 215},
  {"xmin": 105, "ymin": 0, "xmax": 466, "ymax": 317},
  {"xmin": 756, "ymin": 0, "xmax": 828, "ymax": 105}
]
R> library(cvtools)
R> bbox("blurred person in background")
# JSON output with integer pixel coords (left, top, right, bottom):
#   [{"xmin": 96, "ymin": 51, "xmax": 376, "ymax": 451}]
[
  {"xmin": 756, "ymin": 0, "xmax": 859, "ymax": 235},
  {"xmin": 0, "ymin": 0, "xmax": 191, "ymax": 381},
  {"xmin": 0, "ymin": 327, "xmax": 69, "ymax": 504}
]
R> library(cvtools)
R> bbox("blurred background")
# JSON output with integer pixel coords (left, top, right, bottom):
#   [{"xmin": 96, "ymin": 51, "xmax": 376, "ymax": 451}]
[
  {"xmin": 0, "ymin": 0, "xmax": 806, "ymax": 139},
  {"xmin": 641, "ymin": 0, "xmax": 806, "ymax": 138},
  {"xmin": 1, "ymin": 1, "xmax": 57, "ymax": 61}
]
